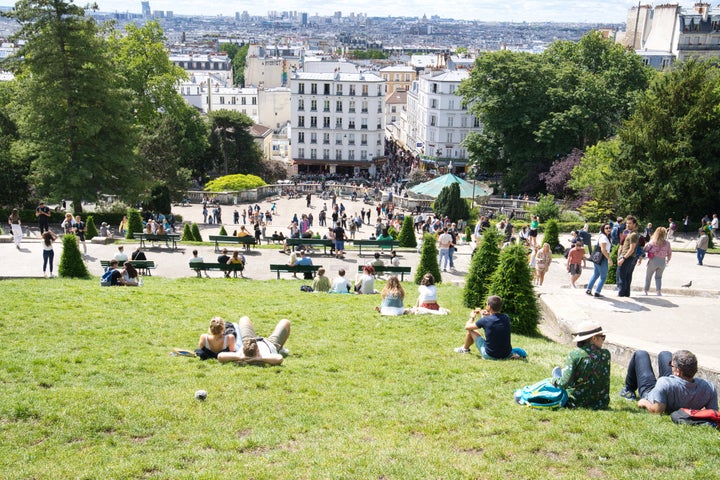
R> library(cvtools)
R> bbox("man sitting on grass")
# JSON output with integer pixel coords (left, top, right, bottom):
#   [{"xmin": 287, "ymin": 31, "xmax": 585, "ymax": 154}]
[
  {"xmin": 454, "ymin": 295, "xmax": 527, "ymax": 360},
  {"xmin": 619, "ymin": 349, "xmax": 718, "ymax": 414},
  {"xmin": 218, "ymin": 316, "xmax": 290, "ymax": 366}
]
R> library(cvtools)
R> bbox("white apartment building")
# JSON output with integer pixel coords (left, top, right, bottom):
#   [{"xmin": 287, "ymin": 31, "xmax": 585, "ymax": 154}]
[
  {"xmin": 177, "ymin": 76, "xmax": 260, "ymax": 121},
  {"xmin": 290, "ymin": 71, "xmax": 386, "ymax": 176},
  {"xmin": 170, "ymin": 54, "xmax": 233, "ymax": 86},
  {"xmin": 378, "ymin": 65, "xmax": 416, "ymax": 93},
  {"xmin": 402, "ymin": 70, "xmax": 479, "ymax": 172}
]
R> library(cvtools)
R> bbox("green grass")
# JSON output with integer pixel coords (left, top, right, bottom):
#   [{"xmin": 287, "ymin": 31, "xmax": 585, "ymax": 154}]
[{"xmin": 1, "ymin": 279, "xmax": 717, "ymax": 479}]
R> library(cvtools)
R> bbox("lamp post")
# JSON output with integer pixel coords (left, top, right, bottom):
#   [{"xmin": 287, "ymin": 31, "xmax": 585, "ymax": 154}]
[{"xmin": 470, "ymin": 165, "xmax": 476, "ymax": 208}]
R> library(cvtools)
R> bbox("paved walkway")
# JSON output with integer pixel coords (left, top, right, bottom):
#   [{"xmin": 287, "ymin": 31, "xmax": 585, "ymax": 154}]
[{"xmin": 2, "ymin": 194, "xmax": 719, "ymax": 389}]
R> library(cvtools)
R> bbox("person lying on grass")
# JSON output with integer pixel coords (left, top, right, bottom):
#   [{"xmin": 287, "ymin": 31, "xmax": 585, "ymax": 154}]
[
  {"xmin": 454, "ymin": 295, "xmax": 527, "ymax": 359},
  {"xmin": 195, "ymin": 316, "xmax": 237, "ymax": 360},
  {"xmin": 218, "ymin": 316, "xmax": 290, "ymax": 366}
]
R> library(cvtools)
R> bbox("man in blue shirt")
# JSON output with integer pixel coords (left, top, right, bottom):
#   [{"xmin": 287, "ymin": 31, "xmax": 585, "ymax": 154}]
[{"xmin": 454, "ymin": 295, "xmax": 526, "ymax": 360}]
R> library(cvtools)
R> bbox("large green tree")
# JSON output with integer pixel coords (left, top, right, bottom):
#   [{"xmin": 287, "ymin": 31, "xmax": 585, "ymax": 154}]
[
  {"xmin": 0, "ymin": 82, "xmax": 30, "ymax": 207},
  {"xmin": 433, "ymin": 183, "xmax": 470, "ymax": 223},
  {"xmin": 220, "ymin": 43, "xmax": 249, "ymax": 87},
  {"xmin": 207, "ymin": 110, "xmax": 263, "ymax": 176},
  {"xmin": 613, "ymin": 59, "xmax": 720, "ymax": 220},
  {"xmin": 3, "ymin": 0, "xmax": 139, "ymax": 212},
  {"xmin": 460, "ymin": 31, "xmax": 652, "ymax": 193}
]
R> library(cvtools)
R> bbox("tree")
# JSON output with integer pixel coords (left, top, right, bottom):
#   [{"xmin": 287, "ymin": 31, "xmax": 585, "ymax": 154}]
[
  {"xmin": 181, "ymin": 223, "xmax": 194, "ymax": 242},
  {"xmin": 414, "ymin": 233, "xmax": 442, "ymax": 284},
  {"xmin": 85, "ymin": 216, "xmax": 98, "ymax": 240},
  {"xmin": 463, "ymin": 227, "xmax": 501, "ymax": 308},
  {"xmin": 397, "ymin": 216, "xmax": 417, "ymax": 248},
  {"xmin": 530, "ymin": 194, "xmax": 561, "ymax": 221},
  {"xmin": 191, "ymin": 223, "xmax": 203, "ymax": 242},
  {"xmin": 58, "ymin": 234, "xmax": 90, "ymax": 278},
  {"xmin": 488, "ymin": 244, "xmax": 539, "ymax": 336},
  {"xmin": 220, "ymin": 43, "xmax": 249, "ymax": 87},
  {"xmin": 568, "ymin": 138, "xmax": 622, "ymax": 216},
  {"xmin": 460, "ymin": 31, "xmax": 652, "ymax": 193},
  {"xmin": 433, "ymin": 183, "xmax": 470, "ymax": 223},
  {"xmin": 539, "ymin": 148, "xmax": 584, "ymax": 197},
  {"xmin": 613, "ymin": 60, "xmax": 720, "ymax": 220},
  {"xmin": 4, "ymin": 0, "xmax": 140, "ymax": 212},
  {"xmin": 126, "ymin": 209, "xmax": 144, "ymax": 240},
  {"xmin": 207, "ymin": 110, "xmax": 263, "ymax": 176},
  {"xmin": 0, "ymin": 82, "xmax": 30, "ymax": 208},
  {"xmin": 543, "ymin": 219, "xmax": 561, "ymax": 252}
]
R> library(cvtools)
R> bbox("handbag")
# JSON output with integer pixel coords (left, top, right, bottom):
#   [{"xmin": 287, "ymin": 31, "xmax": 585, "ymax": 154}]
[{"xmin": 590, "ymin": 244, "xmax": 604, "ymax": 265}]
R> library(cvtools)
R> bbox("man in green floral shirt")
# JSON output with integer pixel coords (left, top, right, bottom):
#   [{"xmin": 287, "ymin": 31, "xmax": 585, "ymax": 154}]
[{"xmin": 552, "ymin": 321, "xmax": 611, "ymax": 409}]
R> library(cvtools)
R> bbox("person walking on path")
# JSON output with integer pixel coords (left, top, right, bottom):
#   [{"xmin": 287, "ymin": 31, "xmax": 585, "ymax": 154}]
[
  {"xmin": 695, "ymin": 228, "xmax": 709, "ymax": 266},
  {"xmin": 566, "ymin": 241, "xmax": 585, "ymax": 288},
  {"xmin": 8, "ymin": 208, "xmax": 22, "ymax": 249},
  {"xmin": 643, "ymin": 227, "xmax": 672, "ymax": 296},
  {"xmin": 41, "ymin": 230, "xmax": 58, "ymax": 277},
  {"xmin": 616, "ymin": 215, "xmax": 639, "ymax": 297},
  {"xmin": 36, "ymin": 201, "xmax": 51, "ymax": 234},
  {"xmin": 586, "ymin": 223, "xmax": 613, "ymax": 298}
]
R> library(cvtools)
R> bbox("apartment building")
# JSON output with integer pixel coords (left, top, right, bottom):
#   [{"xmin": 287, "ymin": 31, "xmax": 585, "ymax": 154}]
[
  {"xmin": 378, "ymin": 65, "xmax": 415, "ymax": 93},
  {"xmin": 402, "ymin": 70, "xmax": 479, "ymax": 172},
  {"xmin": 290, "ymin": 71, "xmax": 386, "ymax": 176}
]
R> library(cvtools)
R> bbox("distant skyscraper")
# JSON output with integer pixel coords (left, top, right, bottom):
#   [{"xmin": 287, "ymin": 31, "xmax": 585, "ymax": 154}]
[
  {"xmin": 141, "ymin": 1, "xmax": 150, "ymax": 18},
  {"xmin": 301, "ymin": 12, "xmax": 307, "ymax": 26}
]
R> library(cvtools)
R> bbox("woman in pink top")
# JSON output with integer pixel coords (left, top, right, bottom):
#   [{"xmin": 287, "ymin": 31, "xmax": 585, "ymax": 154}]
[{"xmin": 643, "ymin": 227, "xmax": 672, "ymax": 296}]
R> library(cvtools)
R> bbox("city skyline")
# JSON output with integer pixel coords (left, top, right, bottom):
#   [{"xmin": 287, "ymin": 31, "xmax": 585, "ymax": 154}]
[{"xmin": 95, "ymin": 0, "xmax": 701, "ymax": 24}]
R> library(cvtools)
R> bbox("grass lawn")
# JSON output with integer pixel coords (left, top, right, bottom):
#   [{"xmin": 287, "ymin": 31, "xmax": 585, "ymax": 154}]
[{"xmin": 1, "ymin": 278, "xmax": 717, "ymax": 479}]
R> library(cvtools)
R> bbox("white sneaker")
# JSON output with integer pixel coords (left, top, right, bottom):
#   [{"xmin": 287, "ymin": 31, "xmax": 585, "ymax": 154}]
[
  {"xmin": 279, "ymin": 347, "xmax": 290, "ymax": 357},
  {"xmin": 454, "ymin": 347, "xmax": 471, "ymax": 354}
]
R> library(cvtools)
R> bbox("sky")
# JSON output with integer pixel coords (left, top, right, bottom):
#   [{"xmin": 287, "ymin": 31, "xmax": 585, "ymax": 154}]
[{"xmin": 95, "ymin": 1, "xmax": 705, "ymax": 24}]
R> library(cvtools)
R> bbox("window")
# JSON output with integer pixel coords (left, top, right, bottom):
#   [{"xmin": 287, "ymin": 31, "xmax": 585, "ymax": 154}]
[
  {"xmin": 336, "ymin": 101, "xmax": 343, "ymax": 112},
  {"xmin": 349, "ymin": 100, "xmax": 356, "ymax": 113},
  {"xmin": 323, "ymin": 149, "xmax": 330, "ymax": 160},
  {"xmin": 349, "ymin": 85, "xmax": 356, "ymax": 96},
  {"xmin": 348, "ymin": 120, "xmax": 356, "ymax": 129},
  {"xmin": 310, "ymin": 100, "xmax": 317, "ymax": 111},
  {"xmin": 298, "ymin": 147, "xmax": 305, "ymax": 158},
  {"xmin": 336, "ymin": 84, "xmax": 343, "ymax": 95},
  {"xmin": 335, "ymin": 117, "xmax": 343, "ymax": 128},
  {"xmin": 251, "ymin": 97, "xmax": 256, "ymax": 105},
  {"xmin": 377, "ymin": 121, "xmax": 382, "ymax": 129},
  {"xmin": 336, "ymin": 134, "xmax": 343, "ymax": 145},
  {"xmin": 298, "ymin": 132, "xmax": 305, "ymax": 143},
  {"xmin": 362, "ymin": 84, "xmax": 368, "ymax": 96},
  {"xmin": 449, "ymin": 85, "xmax": 456, "ymax": 94},
  {"xmin": 310, "ymin": 132, "xmax": 317, "ymax": 144},
  {"xmin": 323, "ymin": 133, "xmax": 330, "ymax": 144},
  {"xmin": 430, "ymin": 115, "xmax": 436, "ymax": 127},
  {"xmin": 241, "ymin": 97, "xmax": 246, "ymax": 105},
  {"xmin": 323, "ymin": 100, "xmax": 330, "ymax": 112},
  {"xmin": 323, "ymin": 117, "xmax": 331, "ymax": 128},
  {"xmin": 361, "ymin": 133, "xmax": 368, "ymax": 146},
  {"xmin": 231, "ymin": 97, "xmax": 236, "ymax": 105},
  {"xmin": 310, "ymin": 116, "xmax": 317, "ymax": 128},
  {"xmin": 298, "ymin": 83, "xmax": 305, "ymax": 94},
  {"xmin": 448, "ymin": 117, "xmax": 454, "ymax": 127},
  {"xmin": 431, "ymin": 99, "xmax": 437, "ymax": 108},
  {"xmin": 432, "ymin": 83, "xmax": 437, "ymax": 93},
  {"xmin": 310, "ymin": 83, "xmax": 317, "ymax": 94},
  {"xmin": 461, "ymin": 116, "xmax": 467, "ymax": 128},
  {"xmin": 298, "ymin": 116, "xmax": 305, "ymax": 127},
  {"xmin": 361, "ymin": 101, "xmax": 368, "ymax": 113},
  {"xmin": 473, "ymin": 117, "xmax": 480, "ymax": 128},
  {"xmin": 348, "ymin": 133, "xmax": 355, "ymax": 145},
  {"xmin": 391, "ymin": 106, "xmax": 397, "ymax": 113},
  {"xmin": 448, "ymin": 99, "xmax": 455, "ymax": 110},
  {"xmin": 447, "ymin": 132, "xmax": 453, "ymax": 143},
  {"xmin": 219, "ymin": 96, "xmax": 225, "ymax": 105},
  {"xmin": 324, "ymin": 83, "xmax": 330, "ymax": 94},
  {"xmin": 361, "ymin": 150, "xmax": 367, "ymax": 160},
  {"xmin": 361, "ymin": 118, "xmax": 368, "ymax": 130},
  {"xmin": 336, "ymin": 149, "xmax": 342, "ymax": 160},
  {"xmin": 298, "ymin": 99, "xmax": 304, "ymax": 111},
  {"xmin": 310, "ymin": 148, "xmax": 317, "ymax": 159},
  {"xmin": 348, "ymin": 150, "xmax": 355, "ymax": 160}
]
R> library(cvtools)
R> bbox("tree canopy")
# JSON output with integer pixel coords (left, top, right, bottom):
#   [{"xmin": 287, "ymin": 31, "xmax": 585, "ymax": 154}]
[{"xmin": 459, "ymin": 31, "xmax": 653, "ymax": 193}]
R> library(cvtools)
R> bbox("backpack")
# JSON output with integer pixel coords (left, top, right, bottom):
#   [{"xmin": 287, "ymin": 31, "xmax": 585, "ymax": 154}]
[
  {"xmin": 514, "ymin": 378, "xmax": 568, "ymax": 409},
  {"xmin": 100, "ymin": 268, "xmax": 114, "ymax": 287},
  {"xmin": 670, "ymin": 408, "xmax": 720, "ymax": 428}
]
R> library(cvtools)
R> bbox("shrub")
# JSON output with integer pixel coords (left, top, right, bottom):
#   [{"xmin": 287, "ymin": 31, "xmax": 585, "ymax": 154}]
[
  {"xmin": 578, "ymin": 199, "xmax": 614, "ymax": 223},
  {"xmin": 464, "ymin": 226, "xmax": 473, "ymax": 242},
  {"xmin": 191, "ymin": 223, "xmax": 202, "ymax": 242},
  {"xmin": 543, "ymin": 219, "xmax": 560, "ymax": 251},
  {"xmin": 606, "ymin": 244, "xmax": 619, "ymax": 285},
  {"xmin": 530, "ymin": 194, "xmax": 560, "ymax": 221},
  {"xmin": 702, "ymin": 225, "xmax": 714, "ymax": 249},
  {"xmin": 58, "ymin": 234, "xmax": 90, "ymax": 279},
  {"xmin": 463, "ymin": 227, "xmax": 501, "ymax": 308},
  {"xmin": 388, "ymin": 226, "xmax": 398, "ymax": 239},
  {"xmin": 414, "ymin": 233, "xmax": 442, "ymax": 284},
  {"xmin": 218, "ymin": 225, "xmax": 228, "ymax": 236},
  {"xmin": 126, "ymin": 209, "xmax": 144, "ymax": 240},
  {"xmin": 205, "ymin": 174, "xmax": 266, "ymax": 192},
  {"xmin": 397, "ymin": 216, "xmax": 417, "ymax": 248},
  {"xmin": 181, "ymin": 223, "xmax": 194, "ymax": 242},
  {"xmin": 85, "ymin": 216, "xmax": 98, "ymax": 240},
  {"xmin": 488, "ymin": 244, "xmax": 539, "ymax": 336}
]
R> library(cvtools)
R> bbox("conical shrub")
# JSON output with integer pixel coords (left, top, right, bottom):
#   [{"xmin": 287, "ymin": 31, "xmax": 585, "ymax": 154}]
[
  {"xmin": 487, "ymin": 243, "xmax": 539, "ymax": 336},
  {"xmin": 181, "ymin": 223, "xmax": 194, "ymax": 241},
  {"xmin": 463, "ymin": 227, "xmax": 502, "ymax": 308},
  {"xmin": 414, "ymin": 233, "xmax": 442, "ymax": 284},
  {"xmin": 85, "ymin": 216, "xmax": 98, "ymax": 240},
  {"xmin": 606, "ymin": 244, "xmax": 619, "ymax": 285},
  {"xmin": 543, "ymin": 219, "xmax": 560, "ymax": 252},
  {"xmin": 58, "ymin": 234, "xmax": 90, "ymax": 278},
  {"xmin": 191, "ymin": 223, "xmax": 202, "ymax": 242},
  {"xmin": 397, "ymin": 215, "xmax": 417, "ymax": 248},
  {"xmin": 126, "ymin": 209, "xmax": 144, "ymax": 240},
  {"xmin": 218, "ymin": 225, "xmax": 228, "ymax": 236}
]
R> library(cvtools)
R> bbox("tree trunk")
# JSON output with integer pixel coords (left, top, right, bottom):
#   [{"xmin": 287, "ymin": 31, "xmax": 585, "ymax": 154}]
[{"xmin": 72, "ymin": 198, "xmax": 83, "ymax": 214}]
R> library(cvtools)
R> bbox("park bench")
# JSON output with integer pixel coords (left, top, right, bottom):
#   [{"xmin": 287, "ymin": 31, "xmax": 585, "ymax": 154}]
[
  {"xmin": 352, "ymin": 239, "xmax": 400, "ymax": 256},
  {"xmin": 285, "ymin": 237, "xmax": 334, "ymax": 255},
  {"xmin": 357, "ymin": 265, "xmax": 412, "ymax": 281},
  {"xmin": 133, "ymin": 233, "xmax": 180, "ymax": 250},
  {"xmin": 269, "ymin": 264, "xmax": 321, "ymax": 280},
  {"xmin": 208, "ymin": 235, "xmax": 257, "ymax": 253},
  {"xmin": 100, "ymin": 260, "xmax": 157, "ymax": 276},
  {"xmin": 189, "ymin": 261, "xmax": 244, "ymax": 278}
]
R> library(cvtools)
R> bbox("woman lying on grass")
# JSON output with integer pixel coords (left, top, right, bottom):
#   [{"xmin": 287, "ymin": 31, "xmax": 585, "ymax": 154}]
[
  {"xmin": 195, "ymin": 316, "xmax": 237, "ymax": 360},
  {"xmin": 218, "ymin": 316, "xmax": 290, "ymax": 366}
]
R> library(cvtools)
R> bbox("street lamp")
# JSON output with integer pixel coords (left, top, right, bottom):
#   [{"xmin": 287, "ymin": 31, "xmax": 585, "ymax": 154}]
[{"xmin": 470, "ymin": 165, "xmax": 476, "ymax": 207}]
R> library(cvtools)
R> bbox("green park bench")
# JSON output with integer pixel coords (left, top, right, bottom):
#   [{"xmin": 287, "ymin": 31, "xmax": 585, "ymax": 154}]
[
  {"xmin": 356, "ymin": 265, "xmax": 411, "ymax": 281},
  {"xmin": 132, "ymin": 233, "xmax": 180, "ymax": 250},
  {"xmin": 352, "ymin": 239, "xmax": 400, "ymax": 256},
  {"xmin": 189, "ymin": 261, "xmax": 244, "ymax": 278},
  {"xmin": 285, "ymin": 238, "xmax": 335, "ymax": 255},
  {"xmin": 269, "ymin": 264, "xmax": 321, "ymax": 280},
  {"xmin": 208, "ymin": 235, "xmax": 257, "ymax": 253}
]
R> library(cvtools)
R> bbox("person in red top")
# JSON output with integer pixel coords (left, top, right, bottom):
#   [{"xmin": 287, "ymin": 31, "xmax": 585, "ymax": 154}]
[{"xmin": 567, "ymin": 241, "xmax": 585, "ymax": 288}]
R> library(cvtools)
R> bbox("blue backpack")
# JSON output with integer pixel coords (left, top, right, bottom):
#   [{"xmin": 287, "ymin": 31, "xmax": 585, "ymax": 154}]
[
  {"xmin": 514, "ymin": 379, "xmax": 568, "ymax": 409},
  {"xmin": 100, "ymin": 268, "xmax": 114, "ymax": 287}
]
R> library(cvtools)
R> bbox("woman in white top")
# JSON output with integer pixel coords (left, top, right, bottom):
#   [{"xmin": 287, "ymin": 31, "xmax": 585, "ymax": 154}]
[
  {"xmin": 41, "ymin": 230, "xmax": 58, "ymax": 277},
  {"xmin": 355, "ymin": 265, "xmax": 377, "ymax": 294},
  {"xmin": 585, "ymin": 223, "xmax": 613, "ymax": 298},
  {"xmin": 414, "ymin": 272, "xmax": 439, "ymax": 310}
]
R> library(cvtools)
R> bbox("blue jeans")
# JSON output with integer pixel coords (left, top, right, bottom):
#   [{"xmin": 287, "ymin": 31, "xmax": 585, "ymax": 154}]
[
  {"xmin": 474, "ymin": 336, "xmax": 527, "ymax": 360},
  {"xmin": 616, "ymin": 255, "xmax": 637, "ymax": 297},
  {"xmin": 438, "ymin": 248, "xmax": 450, "ymax": 269},
  {"xmin": 586, "ymin": 258, "xmax": 608, "ymax": 294},
  {"xmin": 697, "ymin": 249, "xmax": 706, "ymax": 265},
  {"xmin": 624, "ymin": 350, "xmax": 672, "ymax": 398},
  {"xmin": 42, "ymin": 249, "xmax": 54, "ymax": 273}
]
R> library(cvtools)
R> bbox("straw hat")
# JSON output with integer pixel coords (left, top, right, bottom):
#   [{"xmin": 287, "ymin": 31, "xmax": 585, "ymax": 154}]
[{"xmin": 572, "ymin": 321, "xmax": 606, "ymax": 342}]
